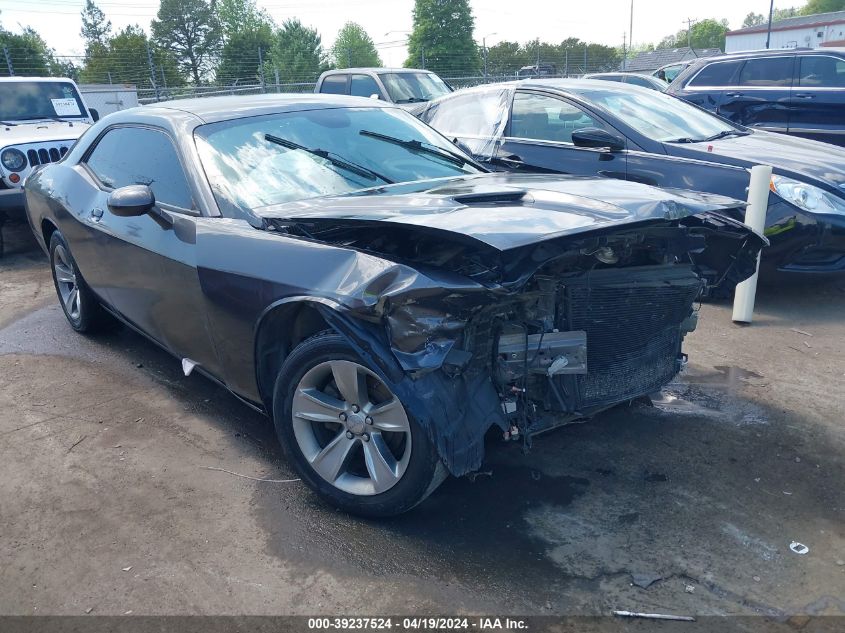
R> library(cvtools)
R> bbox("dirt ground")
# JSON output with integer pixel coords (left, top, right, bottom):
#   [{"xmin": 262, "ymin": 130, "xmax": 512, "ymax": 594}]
[{"xmin": 1, "ymin": 221, "xmax": 843, "ymax": 621}]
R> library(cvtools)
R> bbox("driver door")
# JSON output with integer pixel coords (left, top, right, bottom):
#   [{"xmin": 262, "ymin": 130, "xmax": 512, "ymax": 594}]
[
  {"xmin": 79, "ymin": 125, "xmax": 220, "ymax": 376},
  {"xmin": 496, "ymin": 90, "xmax": 627, "ymax": 179}
]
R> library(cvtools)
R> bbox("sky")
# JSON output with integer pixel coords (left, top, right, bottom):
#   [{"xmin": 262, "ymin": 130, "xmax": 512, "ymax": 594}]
[{"xmin": 1, "ymin": 0, "xmax": 805, "ymax": 65}]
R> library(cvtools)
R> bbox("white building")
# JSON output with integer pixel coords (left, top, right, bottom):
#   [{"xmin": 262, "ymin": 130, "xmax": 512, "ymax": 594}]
[{"xmin": 726, "ymin": 10, "xmax": 845, "ymax": 52}]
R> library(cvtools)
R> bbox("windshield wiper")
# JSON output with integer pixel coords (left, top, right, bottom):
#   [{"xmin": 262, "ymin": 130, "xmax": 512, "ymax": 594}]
[
  {"xmin": 359, "ymin": 129, "xmax": 467, "ymax": 166},
  {"xmin": 0, "ymin": 121, "xmax": 17, "ymax": 126},
  {"xmin": 15, "ymin": 116, "xmax": 72, "ymax": 123},
  {"xmin": 666, "ymin": 137, "xmax": 704, "ymax": 144},
  {"xmin": 702, "ymin": 130, "xmax": 750, "ymax": 142},
  {"xmin": 264, "ymin": 133, "xmax": 393, "ymax": 183},
  {"xmin": 394, "ymin": 97, "xmax": 427, "ymax": 104}
]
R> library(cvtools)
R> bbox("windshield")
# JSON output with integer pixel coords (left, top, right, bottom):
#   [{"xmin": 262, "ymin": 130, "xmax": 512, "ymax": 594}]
[
  {"xmin": 585, "ymin": 87, "xmax": 742, "ymax": 142},
  {"xmin": 379, "ymin": 73, "xmax": 451, "ymax": 103},
  {"xmin": 195, "ymin": 106, "xmax": 482, "ymax": 212},
  {"xmin": 0, "ymin": 81, "xmax": 88, "ymax": 121}
]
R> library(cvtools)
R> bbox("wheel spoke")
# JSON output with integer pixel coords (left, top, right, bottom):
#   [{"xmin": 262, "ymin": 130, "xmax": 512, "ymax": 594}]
[
  {"xmin": 54, "ymin": 263, "xmax": 75, "ymax": 284},
  {"xmin": 64, "ymin": 287, "xmax": 79, "ymax": 315},
  {"xmin": 294, "ymin": 387, "xmax": 346, "ymax": 423},
  {"xmin": 330, "ymin": 360, "xmax": 368, "ymax": 406},
  {"xmin": 310, "ymin": 430, "xmax": 356, "ymax": 483},
  {"xmin": 363, "ymin": 434, "xmax": 400, "ymax": 493},
  {"xmin": 366, "ymin": 398, "xmax": 408, "ymax": 433}
]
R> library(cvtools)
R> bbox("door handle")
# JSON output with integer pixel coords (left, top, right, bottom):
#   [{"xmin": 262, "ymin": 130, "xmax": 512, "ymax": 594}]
[
  {"xmin": 725, "ymin": 92, "xmax": 743, "ymax": 97},
  {"xmin": 794, "ymin": 93, "xmax": 815, "ymax": 99}
]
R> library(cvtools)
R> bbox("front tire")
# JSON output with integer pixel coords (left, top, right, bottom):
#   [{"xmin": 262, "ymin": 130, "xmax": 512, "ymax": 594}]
[
  {"xmin": 49, "ymin": 231, "xmax": 111, "ymax": 333},
  {"xmin": 272, "ymin": 331, "xmax": 446, "ymax": 517}
]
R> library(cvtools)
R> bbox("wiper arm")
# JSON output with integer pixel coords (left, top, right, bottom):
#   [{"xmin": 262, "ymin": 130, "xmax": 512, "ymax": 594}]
[
  {"xmin": 666, "ymin": 137, "xmax": 703, "ymax": 144},
  {"xmin": 360, "ymin": 129, "xmax": 467, "ymax": 166},
  {"xmin": 0, "ymin": 121, "xmax": 17, "ymax": 126},
  {"xmin": 264, "ymin": 133, "xmax": 394, "ymax": 183},
  {"xmin": 702, "ymin": 130, "xmax": 749, "ymax": 142}
]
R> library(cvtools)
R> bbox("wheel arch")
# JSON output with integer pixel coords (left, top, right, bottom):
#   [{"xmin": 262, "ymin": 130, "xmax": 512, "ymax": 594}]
[
  {"xmin": 253, "ymin": 297, "xmax": 344, "ymax": 415},
  {"xmin": 41, "ymin": 218, "xmax": 59, "ymax": 250}
]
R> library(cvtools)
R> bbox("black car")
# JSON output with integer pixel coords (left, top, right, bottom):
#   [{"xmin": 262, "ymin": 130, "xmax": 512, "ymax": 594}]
[
  {"xmin": 667, "ymin": 48, "xmax": 845, "ymax": 147},
  {"xmin": 24, "ymin": 94, "xmax": 762, "ymax": 516},
  {"xmin": 416, "ymin": 79, "xmax": 845, "ymax": 277},
  {"xmin": 584, "ymin": 72, "xmax": 668, "ymax": 91}
]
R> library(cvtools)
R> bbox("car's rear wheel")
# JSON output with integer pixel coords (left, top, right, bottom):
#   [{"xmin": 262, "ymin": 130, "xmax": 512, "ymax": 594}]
[
  {"xmin": 272, "ymin": 332, "xmax": 446, "ymax": 517},
  {"xmin": 49, "ymin": 232, "xmax": 111, "ymax": 333}
]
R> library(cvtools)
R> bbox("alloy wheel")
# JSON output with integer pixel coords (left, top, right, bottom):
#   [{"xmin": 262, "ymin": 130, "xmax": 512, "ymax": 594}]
[
  {"xmin": 53, "ymin": 244, "xmax": 81, "ymax": 322},
  {"xmin": 291, "ymin": 360, "xmax": 412, "ymax": 496}
]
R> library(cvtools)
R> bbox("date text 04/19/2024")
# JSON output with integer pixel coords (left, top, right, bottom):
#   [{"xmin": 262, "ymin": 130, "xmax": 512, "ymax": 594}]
[{"xmin": 307, "ymin": 617, "xmax": 529, "ymax": 630}]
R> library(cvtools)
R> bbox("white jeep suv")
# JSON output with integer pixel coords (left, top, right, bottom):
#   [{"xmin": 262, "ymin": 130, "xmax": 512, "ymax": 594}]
[{"xmin": 0, "ymin": 77, "xmax": 99, "ymax": 254}]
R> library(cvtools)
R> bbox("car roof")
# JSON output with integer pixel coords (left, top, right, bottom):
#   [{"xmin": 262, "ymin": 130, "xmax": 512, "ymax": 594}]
[
  {"xmin": 0, "ymin": 76, "xmax": 77, "ymax": 83},
  {"xmin": 136, "ymin": 93, "xmax": 397, "ymax": 124},
  {"xmin": 586, "ymin": 72, "xmax": 657, "ymax": 79},
  {"xmin": 321, "ymin": 68, "xmax": 431, "ymax": 75},
  {"xmin": 693, "ymin": 48, "xmax": 844, "ymax": 64}
]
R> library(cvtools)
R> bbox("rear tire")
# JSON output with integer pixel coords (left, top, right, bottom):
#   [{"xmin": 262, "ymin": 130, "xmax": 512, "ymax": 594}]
[
  {"xmin": 49, "ymin": 231, "xmax": 112, "ymax": 334},
  {"xmin": 272, "ymin": 331, "xmax": 446, "ymax": 517}
]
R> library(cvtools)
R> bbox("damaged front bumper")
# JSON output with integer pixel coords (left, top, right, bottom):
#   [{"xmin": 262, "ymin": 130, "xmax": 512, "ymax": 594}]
[{"xmin": 267, "ymin": 209, "xmax": 766, "ymax": 477}]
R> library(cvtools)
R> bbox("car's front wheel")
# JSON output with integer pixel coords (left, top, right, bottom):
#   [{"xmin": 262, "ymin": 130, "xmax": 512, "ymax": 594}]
[
  {"xmin": 49, "ymin": 231, "xmax": 112, "ymax": 333},
  {"xmin": 273, "ymin": 332, "xmax": 446, "ymax": 517}
]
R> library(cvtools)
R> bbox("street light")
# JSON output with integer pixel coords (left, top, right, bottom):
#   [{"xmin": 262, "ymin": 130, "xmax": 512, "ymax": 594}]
[{"xmin": 482, "ymin": 32, "xmax": 498, "ymax": 81}]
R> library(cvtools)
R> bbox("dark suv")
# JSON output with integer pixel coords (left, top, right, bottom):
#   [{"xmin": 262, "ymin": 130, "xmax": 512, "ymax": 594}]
[{"xmin": 667, "ymin": 48, "xmax": 845, "ymax": 146}]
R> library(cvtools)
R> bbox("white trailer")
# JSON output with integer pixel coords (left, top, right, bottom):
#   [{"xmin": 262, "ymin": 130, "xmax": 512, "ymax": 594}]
[{"xmin": 78, "ymin": 84, "xmax": 139, "ymax": 117}]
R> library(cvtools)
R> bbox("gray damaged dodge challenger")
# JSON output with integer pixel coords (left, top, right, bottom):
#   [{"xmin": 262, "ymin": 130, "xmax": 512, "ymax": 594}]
[{"xmin": 24, "ymin": 94, "xmax": 765, "ymax": 516}]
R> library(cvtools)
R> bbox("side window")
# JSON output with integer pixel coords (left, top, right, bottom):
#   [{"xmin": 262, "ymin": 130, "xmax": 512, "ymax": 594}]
[
  {"xmin": 350, "ymin": 74, "xmax": 381, "ymax": 98},
  {"xmin": 85, "ymin": 127, "xmax": 195, "ymax": 211},
  {"xmin": 798, "ymin": 55, "xmax": 845, "ymax": 87},
  {"xmin": 425, "ymin": 90, "xmax": 508, "ymax": 137},
  {"xmin": 687, "ymin": 61, "xmax": 742, "ymax": 87},
  {"xmin": 738, "ymin": 57, "xmax": 794, "ymax": 87},
  {"xmin": 626, "ymin": 76, "xmax": 652, "ymax": 88},
  {"xmin": 319, "ymin": 75, "xmax": 348, "ymax": 95},
  {"xmin": 510, "ymin": 92, "xmax": 603, "ymax": 144}
]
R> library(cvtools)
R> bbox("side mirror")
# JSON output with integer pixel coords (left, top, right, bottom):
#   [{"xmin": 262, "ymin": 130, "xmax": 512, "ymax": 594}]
[
  {"xmin": 89, "ymin": 108, "xmax": 100, "ymax": 122},
  {"xmin": 369, "ymin": 93, "xmax": 381, "ymax": 100},
  {"xmin": 107, "ymin": 184, "xmax": 155, "ymax": 217},
  {"xmin": 571, "ymin": 128, "xmax": 626, "ymax": 152}
]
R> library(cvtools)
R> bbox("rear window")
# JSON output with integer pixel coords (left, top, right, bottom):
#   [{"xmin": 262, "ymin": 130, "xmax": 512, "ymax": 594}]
[
  {"xmin": 687, "ymin": 60, "xmax": 742, "ymax": 87},
  {"xmin": 798, "ymin": 55, "xmax": 845, "ymax": 87},
  {"xmin": 319, "ymin": 75, "xmax": 347, "ymax": 95},
  {"xmin": 738, "ymin": 57, "xmax": 794, "ymax": 87}
]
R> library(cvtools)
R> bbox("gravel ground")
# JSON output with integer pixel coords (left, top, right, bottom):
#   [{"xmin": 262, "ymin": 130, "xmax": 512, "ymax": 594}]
[{"xmin": 1, "ymin": 221, "xmax": 843, "ymax": 621}]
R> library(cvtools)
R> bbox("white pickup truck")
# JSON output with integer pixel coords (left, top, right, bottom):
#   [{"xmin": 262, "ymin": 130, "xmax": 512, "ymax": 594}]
[{"xmin": 0, "ymin": 77, "xmax": 100, "ymax": 254}]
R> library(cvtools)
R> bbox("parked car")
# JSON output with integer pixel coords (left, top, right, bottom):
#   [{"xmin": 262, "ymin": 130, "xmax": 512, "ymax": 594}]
[
  {"xmin": 667, "ymin": 48, "xmax": 845, "ymax": 147},
  {"xmin": 24, "ymin": 94, "xmax": 762, "ymax": 516},
  {"xmin": 517, "ymin": 63, "xmax": 558, "ymax": 77},
  {"xmin": 584, "ymin": 72, "xmax": 668, "ymax": 91},
  {"xmin": 315, "ymin": 68, "xmax": 451, "ymax": 108},
  {"xmin": 654, "ymin": 60, "xmax": 695, "ymax": 84},
  {"xmin": 416, "ymin": 79, "xmax": 845, "ymax": 278},
  {"xmin": 0, "ymin": 76, "xmax": 100, "ymax": 255}
]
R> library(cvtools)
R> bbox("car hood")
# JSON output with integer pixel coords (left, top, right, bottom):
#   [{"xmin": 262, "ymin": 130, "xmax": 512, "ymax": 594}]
[
  {"xmin": 0, "ymin": 120, "xmax": 89, "ymax": 146},
  {"xmin": 664, "ymin": 130, "xmax": 845, "ymax": 191},
  {"xmin": 257, "ymin": 173, "xmax": 745, "ymax": 251}
]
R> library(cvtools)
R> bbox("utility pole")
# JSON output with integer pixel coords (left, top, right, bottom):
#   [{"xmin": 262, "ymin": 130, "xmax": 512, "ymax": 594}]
[
  {"xmin": 584, "ymin": 45, "xmax": 588, "ymax": 74},
  {"xmin": 684, "ymin": 18, "xmax": 697, "ymax": 51},
  {"xmin": 3, "ymin": 47, "xmax": 13, "ymax": 76},
  {"xmin": 765, "ymin": 0, "xmax": 775, "ymax": 49},
  {"xmin": 629, "ymin": 0, "xmax": 634, "ymax": 58},
  {"xmin": 146, "ymin": 41, "xmax": 160, "ymax": 102},
  {"xmin": 258, "ymin": 46, "xmax": 266, "ymax": 92},
  {"xmin": 274, "ymin": 67, "xmax": 280, "ymax": 93},
  {"xmin": 536, "ymin": 40, "xmax": 540, "ymax": 72},
  {"xmin": 482, "ymin": 33, "xmax": 496, "ymax": 82},
  {"xmin": 420, "ymin": 46, "xmax": 425, "ymax": 69},
  {"xmin": 622, "ymin": 33, "xmax": 627, "ymax": 71}
]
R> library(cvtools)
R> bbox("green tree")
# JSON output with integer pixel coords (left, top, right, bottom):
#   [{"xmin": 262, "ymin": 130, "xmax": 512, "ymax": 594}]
[
  {"xmin": 216, "ymin": 24, "xmax": 274, "ymax": 85},
  {"xmin": 0, "ymin": 26, "xmax": 54, "ymax": 77},
  {"xmin": 80, "ymin": 25, "xmax": 182, "ymax": 91},
  {"xmin": 217, "ymin": 0, "xmax": 273, "ymax": 40},
  {"xmin": 484, "ymin": 41, "xmax": 528, "ymax": 76},
  {"xmin": 266, "ymin": 19, "xmax": 326, "ymax": 83},
  {"xmin": 659, "ymin": 18, "xmax": 729, "ymax": 50},
  {"xmin": 742, "ymin": 12, "xmax": 766, "ymax": 28},
  {"xmin": 405, "ymin": 0, "xmax": 480, "ymax": 75},
  {"xmin": 802, "ymin": 0, "xmax": 845, "ymax": 13},
  {"xmin": 80, "ymin": 0, "xmax": 111, "ymax": 54},
  {"xmin": 332, "ymin": 22, "xmax": 381, "ymax": 68},
  {"xmin": 775, "ymin": 7, "xmax": 802, "ymax": 19},
  {"xmin": 151, "ymin": 0, "xmax": 221, "ymax": 85}
]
